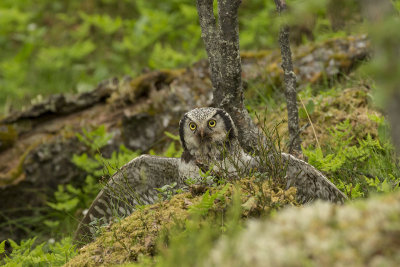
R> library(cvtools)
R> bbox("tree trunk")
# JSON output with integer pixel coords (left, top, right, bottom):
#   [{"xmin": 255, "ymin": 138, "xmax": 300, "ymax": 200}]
[{"xmin": 196, "ymin": 0, "xmax": 260, "ymax": 152}]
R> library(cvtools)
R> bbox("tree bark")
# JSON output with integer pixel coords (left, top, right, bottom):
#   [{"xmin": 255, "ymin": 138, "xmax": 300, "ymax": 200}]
[
  {"xmin": 274, "ymin": 0, "xmax": 302, "ymax": 154},
  {"xmin": 196, "ymin": 0, "xmax": 242, "ymax": 108},
  {"xmin": 196, "ymin": 0, "xmax": 260, "ymax": 152}
]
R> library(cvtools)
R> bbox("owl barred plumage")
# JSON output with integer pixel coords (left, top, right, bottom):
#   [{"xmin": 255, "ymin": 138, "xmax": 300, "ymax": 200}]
[{"xmin": 74, "ymin": 107, "xmax": 346, "ymax": 242}]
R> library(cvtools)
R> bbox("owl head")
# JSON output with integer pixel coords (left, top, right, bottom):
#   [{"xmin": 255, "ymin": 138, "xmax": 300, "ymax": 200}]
[{"xmin": 179, "ymin": 107, "xmax": 238, "ymax": 163}]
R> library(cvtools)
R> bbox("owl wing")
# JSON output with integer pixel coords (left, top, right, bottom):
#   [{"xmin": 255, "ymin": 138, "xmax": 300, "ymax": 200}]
[
  {"xmin": 281, "ymin": 153, "xmax": 347, "ymax": 204},
  {"xmin": 229, "ymin": 151, "xmax": 347, "ymax": 203},
  {"xmin": 74, "ymin": 155, "xmax": 182, "ymax": 243}
]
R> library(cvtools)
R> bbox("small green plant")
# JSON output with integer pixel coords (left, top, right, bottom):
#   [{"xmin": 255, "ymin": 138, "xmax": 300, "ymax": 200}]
[
  {"xmin": 336, "ymin": 180, "xmax": 364, "ymax": 199},
  {"xmin": 365, "ymin": 175, "xmax": 399, "ymax": 193},
  {"xmin": 1, "ymin": 237, "xmax": 76, "ymax": 266},
  {"xmin": 156, "ymin": 182, "xmax": 183, "ymax": 201},
  {"xmin": 72, "ymin": 144, "xmax": 139, "ymax": 177},
  {"xmin": 75, "ymin": 125, "xmax": 112, "ymax": 152},
  {"xmin": 184, "ymin": 166, "xmax": 218, "ymax": 187},
  {"xmin": 45, "ymin": 175, "xmax": 102, "ymax": 231},
  {"xmin": 188, "ymin": 185, "xmax": 229, "ymax": 217},
  {"xmin": 46, "ymin": 126, "xmax": 140, "ymax": 236},
  {"xmin": 87, "ymin": 217, "xmax": 111, "ymax": 238},
  {"xmin": 303, "ymin": 118, "xmax": 400, "ymax": 199}
]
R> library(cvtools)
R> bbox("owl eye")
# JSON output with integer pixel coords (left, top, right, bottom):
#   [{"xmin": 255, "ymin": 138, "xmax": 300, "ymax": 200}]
[
  {"xmin": 208, "ymin": 119, "xmax": 216, "ymax": 127},
  {"xmin": 189, "ymin": 122, "xmax": 197, "ymax": 131}
]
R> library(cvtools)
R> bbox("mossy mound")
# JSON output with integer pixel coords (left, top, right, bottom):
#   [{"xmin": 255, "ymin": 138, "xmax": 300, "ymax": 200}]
[
  {"xmin": 301, "ymin": 86, "xmax": 380, "ymax": 149},
  {"xmin": 209, "ymin": 191, "xmax": 400, "ymax": 267},
  {"xmin": 260, "ymin": 84, "xmax": 380, "ymax": 150},
  {"xmin": 66, "ymin": 178, "xmax": 298, "ymax": 266},
  {"xmin": 67, "ymin": 193, "xmax": 193, "ymax": 266}
]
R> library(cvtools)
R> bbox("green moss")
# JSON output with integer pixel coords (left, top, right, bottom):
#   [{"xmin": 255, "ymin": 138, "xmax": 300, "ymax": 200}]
[
  {"xmin": 0, "ymin": 141, "xmax": 39, "ymax": 186},
  {"xmin": 110, "ymin": 69, "xmax": 184, "ymax": 105},
  {"xmin": 66, "ymin": 179, "xmax": 298, "ymax": 266},
  {"xmin": 0, "ymin": 124, "xmax": 17, "ymax": 152},
  {"xmin": 66, "ymin": 193, "xmax": 194, "ymax": 266},
  {"xmin": 257, "ymin": 85, "xmax": 379, "ymax": 150},
  {"xmin": 329, "ymin": 53, "xmax": 352, "ymax": 68}
]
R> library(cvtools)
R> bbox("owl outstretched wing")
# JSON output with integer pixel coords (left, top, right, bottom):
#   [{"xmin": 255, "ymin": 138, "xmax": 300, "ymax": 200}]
[
  {"xmin": 74, "ymin": 155, "xmax": 182, "ymax": 243},
  {"xmin": 219, "ymin": 151, "xmax": 347, "ymax": 204},
  {"xmin": 281, "ymin": 153, "xmax": 347, "ymax": 203}
]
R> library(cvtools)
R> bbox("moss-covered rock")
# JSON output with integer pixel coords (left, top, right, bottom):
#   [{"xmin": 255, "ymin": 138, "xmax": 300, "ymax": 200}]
[{"xmin": 65, "ymin": 178, "xmax": 298, "ymax": 266}]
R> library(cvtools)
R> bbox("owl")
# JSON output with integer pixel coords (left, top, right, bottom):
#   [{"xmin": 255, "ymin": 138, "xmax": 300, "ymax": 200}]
[{"xmin": 74, "ymin": 107, "xmax": 346, "ymax": 242}]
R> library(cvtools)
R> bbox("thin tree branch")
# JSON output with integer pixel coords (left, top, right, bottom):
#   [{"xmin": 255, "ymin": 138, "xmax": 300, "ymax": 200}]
[{"xmin": 274, "ymin": 0, "xmax": 302, "ymax": 154}]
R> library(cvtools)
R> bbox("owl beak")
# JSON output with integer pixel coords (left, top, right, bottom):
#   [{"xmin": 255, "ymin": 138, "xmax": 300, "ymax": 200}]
[
  {"xmin": 197, "ymin": 129, "xmax": 206, "ymax": 140},
  {"xmin": 199, "ymin": 129, "xmax": 204, "ymax": 139},
  {"xmin": 197, "ymin": 128, "xmax": 210, "ymax": 142}
]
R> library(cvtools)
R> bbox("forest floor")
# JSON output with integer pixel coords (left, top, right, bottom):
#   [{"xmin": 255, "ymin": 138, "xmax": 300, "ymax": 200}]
[{"xmin": 1, "ymin": 36, "xmax": 399, "ymax": 266}]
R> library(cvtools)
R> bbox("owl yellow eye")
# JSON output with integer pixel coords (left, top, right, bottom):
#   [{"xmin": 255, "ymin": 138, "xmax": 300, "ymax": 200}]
[
  {"xmin": 208, "ymin": 119, "xmax": 216, "ymax": 127},
  {"xmin": 189, "ymin": 122, "xmax": 197, "ymax": 131}
]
